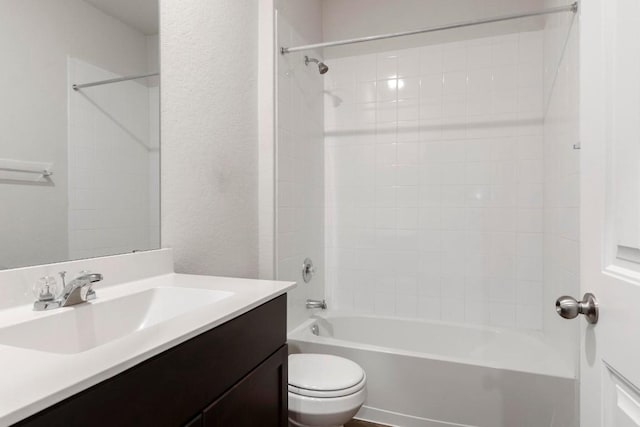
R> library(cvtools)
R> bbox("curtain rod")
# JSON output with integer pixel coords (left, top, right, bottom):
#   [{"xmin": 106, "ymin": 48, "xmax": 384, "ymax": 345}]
[
  {"xmin": 73, "ymin": 72, "xmax": 159, "ymax": 91},
  {"xmin": 281, "ymin": 2, "xmax": 577, "ymax": 55}
]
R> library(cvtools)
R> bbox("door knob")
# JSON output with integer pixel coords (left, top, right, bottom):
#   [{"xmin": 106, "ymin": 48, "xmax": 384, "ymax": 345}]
[{"xmin": 555, "ymin": 293, "xmax": 599, "ymax": 324}]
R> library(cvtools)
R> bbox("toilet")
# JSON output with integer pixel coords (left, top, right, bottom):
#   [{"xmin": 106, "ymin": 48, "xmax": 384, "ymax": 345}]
[{"xmin": 288, "ymin": 353, "xmax": 367, "ymax": 427}]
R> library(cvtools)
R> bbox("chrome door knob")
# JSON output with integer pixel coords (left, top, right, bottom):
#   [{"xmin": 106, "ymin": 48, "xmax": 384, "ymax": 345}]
[{"xmin": 555, "ymin": 293, "xmax": 599, "ymax": 324}]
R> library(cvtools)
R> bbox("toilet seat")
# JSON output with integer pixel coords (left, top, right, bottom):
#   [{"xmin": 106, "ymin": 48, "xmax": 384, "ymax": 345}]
[
  {"xmin": 288, "ymin": 354, "xmax": 366, "ymax": 398},
  {"xmin": 288, "ymin": 374, "xmax": 366, "ymax": 398}
]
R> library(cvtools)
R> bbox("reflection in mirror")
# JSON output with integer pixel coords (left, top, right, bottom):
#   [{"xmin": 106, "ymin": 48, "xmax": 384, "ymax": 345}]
[{"xmin": 0, "ymin": 0, "xmax": 160, "ymax": 270}]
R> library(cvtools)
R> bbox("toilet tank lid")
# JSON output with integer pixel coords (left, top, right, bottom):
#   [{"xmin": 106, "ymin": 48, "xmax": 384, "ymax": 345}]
[{"xmin": 288, "ymin": 354, "xmax": 365, "ymax": 391}]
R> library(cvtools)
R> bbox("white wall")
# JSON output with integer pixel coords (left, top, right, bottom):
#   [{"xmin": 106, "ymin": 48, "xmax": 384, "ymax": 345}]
[
  {"xmin": 321, "ymin": 0, "xmax": 545, "ymax": 57},
  {"xmin": 324, "ymin": 31, "xmax": 546, "ymax": 329},
  {"xmin": 0, "ymin": 0, "xmax": 155, "ymax": 270},
  {"xmin": 160, "ymin": 0, "xmax": 259, "ymax": 277},
  {"xmin": 276, "ymin": 0, "xmax": 326, "ymax": 331},
  {"xmin": 542, "ymin": 0, "xmax": 580, "ymax": 373}
]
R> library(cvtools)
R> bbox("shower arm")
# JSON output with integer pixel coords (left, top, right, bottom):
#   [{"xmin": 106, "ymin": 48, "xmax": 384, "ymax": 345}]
[{"xmin": 305, "ymin": 56, "xmax": 320, "ymax": 66}]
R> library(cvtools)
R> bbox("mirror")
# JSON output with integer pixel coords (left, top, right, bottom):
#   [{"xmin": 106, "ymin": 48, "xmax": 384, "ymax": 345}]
[{"xmin": 0, "ymin": 0, "xmax": 160, "ymax": 270}]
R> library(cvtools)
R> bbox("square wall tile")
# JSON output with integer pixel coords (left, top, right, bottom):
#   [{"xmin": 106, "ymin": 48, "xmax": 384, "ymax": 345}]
[{"xmin": 324, "ymin": 29, "xmax": 548, "ymax": 332}]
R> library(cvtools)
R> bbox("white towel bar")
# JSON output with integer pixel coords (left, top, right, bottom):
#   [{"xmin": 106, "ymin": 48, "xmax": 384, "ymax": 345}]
[{"xmin": 0, "ymin": 159, "xmax": 53, "ymax": 182}]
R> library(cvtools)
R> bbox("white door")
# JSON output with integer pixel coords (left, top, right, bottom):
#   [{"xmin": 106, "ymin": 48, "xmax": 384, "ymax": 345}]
[{"xmin": 580, "ymin": 0, "xmax": 640, "ymax": 425}]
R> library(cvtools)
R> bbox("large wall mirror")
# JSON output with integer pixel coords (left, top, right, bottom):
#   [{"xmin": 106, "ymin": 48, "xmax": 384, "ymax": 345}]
[{"xmin": 0, "ymin": 0, "xmax": 160, "ymax": 270}]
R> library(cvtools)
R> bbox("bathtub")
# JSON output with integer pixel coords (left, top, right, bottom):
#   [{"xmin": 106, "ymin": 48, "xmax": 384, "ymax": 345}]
[{"xmin": 288, "ymin": 313, "xmax": 576, "ymax": 427}]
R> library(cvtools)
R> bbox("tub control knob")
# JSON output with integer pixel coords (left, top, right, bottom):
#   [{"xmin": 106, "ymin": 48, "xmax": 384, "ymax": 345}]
[
  {"xmin": 555, "ymin": 293, "xmax": 599, "ymax": 324},
  {"xmin": 302, "ymin": 258, "xmax": 315, "ymax": 283}
]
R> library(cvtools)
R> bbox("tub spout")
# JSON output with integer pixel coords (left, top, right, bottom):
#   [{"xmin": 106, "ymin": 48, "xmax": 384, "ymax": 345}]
[{"xmin": 306, "ymin": 299, "xmax": 327, "ymax": 310}]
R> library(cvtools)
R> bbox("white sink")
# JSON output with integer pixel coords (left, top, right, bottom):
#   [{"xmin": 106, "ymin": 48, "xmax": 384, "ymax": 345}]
[{"xmin": 0, "ymin": 287, "xmax": 233, "ymax": 354}]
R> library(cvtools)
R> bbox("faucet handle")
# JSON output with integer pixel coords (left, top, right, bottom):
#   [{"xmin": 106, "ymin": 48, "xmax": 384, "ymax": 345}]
[
  {"xmin": 58, "ymin": 271, "xmax": 67, "ymax": 287},
  {"xmin": 33, "ymin": 276, "xmax": 61, "ymax": 302}
]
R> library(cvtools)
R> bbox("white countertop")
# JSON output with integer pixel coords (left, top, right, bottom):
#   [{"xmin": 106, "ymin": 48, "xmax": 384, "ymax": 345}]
[{"xmin": 0, "ymin": 273, "xmax": 295, "ymax": 426}]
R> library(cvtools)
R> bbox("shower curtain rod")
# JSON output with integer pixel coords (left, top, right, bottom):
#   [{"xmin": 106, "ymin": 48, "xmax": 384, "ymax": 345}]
[
  {"xmin": 280, "ymin": 2, "xmax": 577, "ymax": 55},
  {"xmin": 72, "ymin": 72, "xmax": 159, "ymax": 91}
]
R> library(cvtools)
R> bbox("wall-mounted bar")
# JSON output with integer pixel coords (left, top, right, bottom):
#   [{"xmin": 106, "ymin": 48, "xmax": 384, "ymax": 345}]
[
  {"xmin": 281, "ymin": 2, "xmax": 577, "ymax": 54},
  {"xmin": 0, "ymin": 159, "xmax": 53, "ymax": 182},
  {"xmin": 73, "ymin": 72, "xmax": 159, "ymax": 91}
]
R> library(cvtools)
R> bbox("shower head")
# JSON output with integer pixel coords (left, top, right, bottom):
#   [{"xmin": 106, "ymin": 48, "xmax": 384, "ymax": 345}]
[
  {"xmin": 318, "ymin": 62, "xmax": 329, "ymax": 74},
  {"xmin": 304, "ymin": 56, "xmax": 329, "ymax": 75}
]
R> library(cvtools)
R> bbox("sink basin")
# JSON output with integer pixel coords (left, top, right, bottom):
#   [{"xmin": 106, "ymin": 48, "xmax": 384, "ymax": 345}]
[{"xmin": 0, "ymin": 287, "xmax": 233, "ymax": 354}]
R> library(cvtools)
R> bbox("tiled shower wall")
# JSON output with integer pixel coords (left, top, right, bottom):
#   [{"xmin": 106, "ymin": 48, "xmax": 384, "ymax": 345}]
[
  {"xmin": 276, "ymin": 0, "xmax": 325, "ymax": 331},
  {"xmin": 68, "ymin": 58, "xmax": 159, "ymax": 260},
  {"xmin": 325, "ymin": 31, "xmax": 545, "ymax": 329}
]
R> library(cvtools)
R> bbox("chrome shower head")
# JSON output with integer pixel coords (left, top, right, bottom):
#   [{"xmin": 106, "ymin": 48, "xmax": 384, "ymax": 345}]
[
  {"xmin": 318, "ymin": 62, "xmax": 329, "ymax": 74},
  {"xmin": 304, "ymin": 56, "xmax": 329, "ymax": 75}
]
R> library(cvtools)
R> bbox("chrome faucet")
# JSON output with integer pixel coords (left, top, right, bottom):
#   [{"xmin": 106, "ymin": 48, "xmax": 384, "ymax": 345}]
[
  {"xmin": 33, "ymin": 271, "xmax": 103, "ymax": 311},
  {"xmin": 306, "ymin": 299, "xmax": 327, "ymax": 310}
]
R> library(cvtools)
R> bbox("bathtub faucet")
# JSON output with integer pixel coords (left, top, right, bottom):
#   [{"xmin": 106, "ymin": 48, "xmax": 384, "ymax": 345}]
[{"xmin": 306, "ymin": 299, "xmax": 327, "ymax": 310}]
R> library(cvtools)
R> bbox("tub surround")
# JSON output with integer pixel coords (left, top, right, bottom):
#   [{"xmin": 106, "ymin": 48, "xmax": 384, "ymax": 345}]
[
  {"xmin": 0, "ymin": 249, "xmax": 295, "ymax": 425},
  {"xmin": 324, "ymin": 31, "xmax": 547, "ymax": 330},
  {"xmin": 289, "ymin": 313, "xmax": 575, "ymax": 427},
  {"xmin": 275, "ymin": 0, "xmax": 326, "ymax": 333},
  {"xmin": 295, "ymin": 312, "xmax": 572, "ymax": 378}
]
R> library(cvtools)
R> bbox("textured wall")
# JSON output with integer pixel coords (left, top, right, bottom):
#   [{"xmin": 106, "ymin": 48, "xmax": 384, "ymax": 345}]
[{"xmin": 161, "ymin": 0, "xmax": 259, "ymax": 277}]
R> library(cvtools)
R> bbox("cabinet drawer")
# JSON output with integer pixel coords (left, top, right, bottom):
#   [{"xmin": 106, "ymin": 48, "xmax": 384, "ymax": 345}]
[{"xmin": 17, "ymin": 294, "xmax": 287, "ymax": 427}]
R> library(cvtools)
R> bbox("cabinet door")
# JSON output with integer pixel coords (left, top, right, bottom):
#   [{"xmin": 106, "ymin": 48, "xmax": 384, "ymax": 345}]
[
  {"xmin": 203, "ymin": 345, "xmax": 288, "ymax": 427},
  {"xmin": 184, "ymin": 415, "xmax": 202, "ymax": 427}
]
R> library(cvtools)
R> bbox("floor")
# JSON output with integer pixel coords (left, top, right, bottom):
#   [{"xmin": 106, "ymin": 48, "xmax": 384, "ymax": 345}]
[{"xmin": 345, "ymin": 420, "xmax": 390, "ymax": 427}]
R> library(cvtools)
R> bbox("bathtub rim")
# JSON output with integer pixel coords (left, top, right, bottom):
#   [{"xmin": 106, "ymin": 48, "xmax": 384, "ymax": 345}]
[{"xmin": 288, "ymin": 312, "xmax": 575, "ymax": 380}]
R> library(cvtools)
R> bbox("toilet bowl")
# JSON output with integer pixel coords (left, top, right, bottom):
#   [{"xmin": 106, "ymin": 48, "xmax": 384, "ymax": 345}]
[{"xmin": 288, "ymin": 353, "xmax": 367, "ymax": 427}]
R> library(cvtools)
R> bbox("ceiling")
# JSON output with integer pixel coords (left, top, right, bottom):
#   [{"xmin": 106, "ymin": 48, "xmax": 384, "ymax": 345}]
[{"xmin": 85, "ymin": 0, "xmax": 158, "ymax": 35}]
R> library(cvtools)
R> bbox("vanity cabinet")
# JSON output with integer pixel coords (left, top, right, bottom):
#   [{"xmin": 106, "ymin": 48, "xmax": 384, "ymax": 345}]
[
  {"xmin": 202, "ymin": 345, "xmax": 287, "ymax": 427},
  {"xmin": 16, "ymin": 295, "xmax": 288, "ymax": 427}
]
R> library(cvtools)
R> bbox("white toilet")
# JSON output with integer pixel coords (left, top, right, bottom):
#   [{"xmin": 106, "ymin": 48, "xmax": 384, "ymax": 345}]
[{"xmin": 288, "ymin": 353, "xmax": 367, "ymax": 427}]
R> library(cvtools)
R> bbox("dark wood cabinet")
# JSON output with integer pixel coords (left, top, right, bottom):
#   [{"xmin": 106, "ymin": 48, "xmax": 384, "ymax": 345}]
[
  {"xmin": 203, "ymin": 345, "xmax": 287, "ymax": 427},
  {"xmin": 15, "ymin": 295, "xmax": 288, "ymax": 427},
  {"xmin": 184, "ymin": 415, "xmax": 203, "ymax": 427}
]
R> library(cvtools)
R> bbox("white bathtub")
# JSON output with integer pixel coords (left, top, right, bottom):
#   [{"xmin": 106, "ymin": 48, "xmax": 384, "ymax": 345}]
[{"xmin": 288, "ymin": 313, "xmax": 577, "ymax": 427}]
